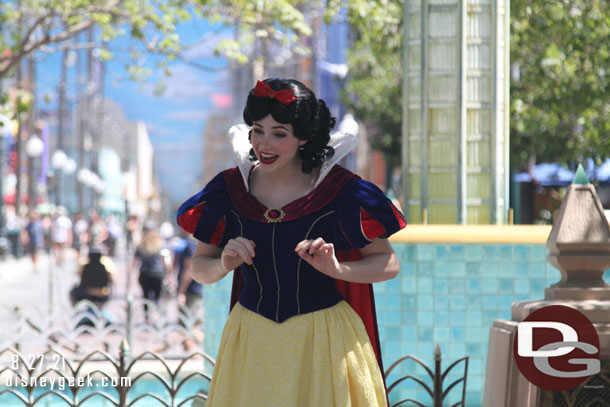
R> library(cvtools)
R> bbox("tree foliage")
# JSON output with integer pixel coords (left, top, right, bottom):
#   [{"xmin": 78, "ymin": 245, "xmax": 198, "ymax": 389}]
[
  {"xmin": 337, "ymin": 0, "xmax": 610, "ymax": 172},
  {"xmin": 510, "ymin": 0, "xmax": 610, "ymax": 169},
  {"xmin": 0, "ymin": 0, "xmax": 316, "ymax": 82},
  {"xmin": 332, "ymin": 0, "xmax": 403, "ymax": 168},
  {"xmin": 0, "ymin": 0, "xmax": 322, "ymax": 121},
  {"xmin": 202, "ymin": 0, "xmax": 313, "ymax": 68},
  {"xmin": 0, "ymin": 0, "xmax": 194, "ymax": 78}
]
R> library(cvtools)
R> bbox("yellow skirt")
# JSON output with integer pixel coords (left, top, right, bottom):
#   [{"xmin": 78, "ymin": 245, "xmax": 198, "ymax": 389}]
[{"xmin": 206, "ymin": 301, "xmax": 388, "ymax": 407}]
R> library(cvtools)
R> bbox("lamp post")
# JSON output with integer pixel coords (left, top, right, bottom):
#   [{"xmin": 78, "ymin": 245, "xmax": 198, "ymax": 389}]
[
  {"xmin": 0, "ymin": 114, "xmax": 10, "ymax": 258},
  {"xmin": 77, "ymin": 167, "xmax": 103, "ymax": 213},
  {"xmin": 25, "ymin": 134, "xmax": 44, "ymax": 212},
  {"xmin": 51, "ymin": 149, "xmax": 67, "ymax": 206},
  {"xmin": 62, "ymin": 158, "xmax": 76, "ymax": 211}
]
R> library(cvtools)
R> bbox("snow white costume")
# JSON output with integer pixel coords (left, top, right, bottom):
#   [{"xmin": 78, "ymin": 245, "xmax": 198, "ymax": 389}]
[{"xmin": 177, "ymin": 79, "xmax": 406, "ymax": 406}]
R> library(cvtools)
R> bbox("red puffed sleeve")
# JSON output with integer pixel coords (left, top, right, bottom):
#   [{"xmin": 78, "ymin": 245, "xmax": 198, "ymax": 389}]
[
  {"xmin": 176, "ymin": 171, "xmax": 231, "ymax": 247},
  {"xmin": 333, "ymin": 178, "xmax": 406, "ymax": 250}
]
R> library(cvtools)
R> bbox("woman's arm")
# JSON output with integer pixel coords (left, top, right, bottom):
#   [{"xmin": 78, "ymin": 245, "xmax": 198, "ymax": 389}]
[
  {"xmin": 295, "ymin": 237, "xmax": 400, "ymax": 283},
  {"xmin": 192, "ymin": 237, "xmax": 256, "ymax": 284},
  {"xmin": 191, "ymin": 242, "xmax": 226, "ymax": 284}
]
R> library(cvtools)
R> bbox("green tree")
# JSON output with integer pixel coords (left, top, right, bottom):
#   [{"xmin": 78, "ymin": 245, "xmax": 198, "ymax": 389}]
[
  {"xmin": 0, "ymin": 0, "xmax": 197, "ymax": 79},
  {"xmin": 332, "ymin": 0, "xmax": 403, "ymax": 172},
  {"xmin": 510, "ymin": 0, "xmax": 610, "ymax": 170},
  {"xmin": 203, "ymin": 0, "xmax": 313, "ymax": 77},
  {"xmin": 337, "ymin": 0, "xmax": 610, "ymax": 175},
  {"xmin": 0, "ymin": 0, "xmax": 321, "ymax": 118},
  {"xmin": 0, "ymin": 0, "xmax": 316, "ymax": 83}
]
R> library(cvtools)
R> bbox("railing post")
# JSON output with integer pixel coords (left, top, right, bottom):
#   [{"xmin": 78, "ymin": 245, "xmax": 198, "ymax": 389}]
[
  {"xmin": 119, "ymin": 338, "xmax": 131, "ymax": 407},
  {"xmin": 126, "ymin": 295, "xmax": 133, "ymax": 347},
  {"xmin": 434, "ymin": 344, "xmax": 442, "ymax": 407}
]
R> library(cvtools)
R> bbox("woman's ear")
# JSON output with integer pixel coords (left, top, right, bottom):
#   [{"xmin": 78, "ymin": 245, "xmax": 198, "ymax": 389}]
[{"xmin": 298, "ymin": 139, "xmax": 307, "ymax": 146}]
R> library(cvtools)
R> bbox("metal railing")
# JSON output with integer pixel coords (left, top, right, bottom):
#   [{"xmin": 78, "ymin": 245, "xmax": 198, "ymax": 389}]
[
  {"xmin": 0, "ymin": 297, "xmax": 204, "ymax": 359},
  {"xmin": 385, "ymin": 344, "xmax": 469, "ymax": 407},
  {"xmin": 0, "ymin": 342, "xmax": 214, "ymax": 407}
]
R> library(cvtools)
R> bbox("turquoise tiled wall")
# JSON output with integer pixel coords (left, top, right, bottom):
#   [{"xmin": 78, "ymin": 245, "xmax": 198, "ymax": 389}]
[
  {"xmin": 202, "ymin": 243, "xmax": 607, "ymax": 406},
  {"xmin": 375, "ymin": 243, "xmax": 561, "ymax": 406}
]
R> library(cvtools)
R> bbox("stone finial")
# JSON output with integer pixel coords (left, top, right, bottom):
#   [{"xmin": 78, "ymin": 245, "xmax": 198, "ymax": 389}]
[
  {"xmin": 545, "ymin": 164, "xmax": 610, "ymax": 300},
  {"xmin": 573, "ymin": 163, "xmax": 590, "ymax": 185}
]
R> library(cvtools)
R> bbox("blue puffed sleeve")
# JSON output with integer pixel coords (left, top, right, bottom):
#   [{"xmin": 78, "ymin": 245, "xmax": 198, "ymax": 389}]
[
  {"xmin": 333, "ymin": 178, "xmax": 407, "ymax": 250},
  {"xmin": 176, "ymin": 171, "xmax": 231, "ymax": 247}
]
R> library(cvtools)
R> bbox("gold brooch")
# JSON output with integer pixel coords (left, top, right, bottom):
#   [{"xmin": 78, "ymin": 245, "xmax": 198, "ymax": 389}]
[{"xmin": 263, "ymin": 208, "xmax": 285, "ymax": 223}]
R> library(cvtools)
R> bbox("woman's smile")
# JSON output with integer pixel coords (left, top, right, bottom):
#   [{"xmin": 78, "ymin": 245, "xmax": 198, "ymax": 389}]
[{"xmin": 259, "ymin": 151, "xmax": 279, "ymax": 164}]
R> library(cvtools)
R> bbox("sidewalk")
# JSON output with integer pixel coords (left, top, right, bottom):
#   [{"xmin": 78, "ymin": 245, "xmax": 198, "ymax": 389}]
[
  {"xmin": 0, "ymin": 255, "xmax": 39, "ymax": 283},
  {"xmin": 0, "ymin": 245, "xmax": 204, "ymax": 358},
  {"xmin": 0, "ymin": 243, "xmax": 134, "ymax": 310},
  {"xmin": 0, "ymin": 251, "xmax": 79, "ymax": 310}
]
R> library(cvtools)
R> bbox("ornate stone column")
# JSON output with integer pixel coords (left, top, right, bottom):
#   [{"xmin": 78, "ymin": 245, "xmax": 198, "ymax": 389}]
[{"xmin": 482, "ymin": 165, "xmax": 610, "ymax": 407}]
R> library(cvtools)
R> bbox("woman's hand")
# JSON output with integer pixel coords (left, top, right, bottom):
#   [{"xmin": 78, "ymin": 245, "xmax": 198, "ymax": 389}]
[
  {"xmin": 221, "ymin": 237, "xmax": 256, "ymax": 272},
  {"xmin": 295, "ymin": 237, "xmax": 341, "ymax": 278}
]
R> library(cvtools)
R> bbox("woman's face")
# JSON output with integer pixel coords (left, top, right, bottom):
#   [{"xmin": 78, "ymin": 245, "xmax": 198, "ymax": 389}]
[{"xmin": 250, "ymin": 114, "xmax": 306, "ymax": 173}]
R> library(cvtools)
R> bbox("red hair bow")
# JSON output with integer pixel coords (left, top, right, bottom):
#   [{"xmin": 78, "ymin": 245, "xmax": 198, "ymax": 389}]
[{"xmin": 253, "ymin": 80, "xmax": 296, "ymax": 105}]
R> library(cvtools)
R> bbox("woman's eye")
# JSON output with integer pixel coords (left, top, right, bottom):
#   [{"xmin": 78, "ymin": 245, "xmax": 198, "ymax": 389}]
[
  {"xmin": 274, "ymin": 133, "xmax": 286, "ymax": 138},
  {"xmin": 253, "ymin": 128, "xmax": 264, "ymax": 135}
]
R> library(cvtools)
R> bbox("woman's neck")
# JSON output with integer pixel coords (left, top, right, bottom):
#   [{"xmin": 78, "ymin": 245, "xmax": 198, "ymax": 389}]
[
  {"xmin": 260, "ymin": 160, "xmax": 311, "ymax": 185},
  {"xmin": 250, "ymin": 163, "xmax": 320, "ymax": 208}
]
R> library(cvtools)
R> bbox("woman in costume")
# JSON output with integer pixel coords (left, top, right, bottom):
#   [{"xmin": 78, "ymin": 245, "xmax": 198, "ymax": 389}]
[{"xmin": 177, "ymin": 78, "xmax": 406, "ymax": 406}]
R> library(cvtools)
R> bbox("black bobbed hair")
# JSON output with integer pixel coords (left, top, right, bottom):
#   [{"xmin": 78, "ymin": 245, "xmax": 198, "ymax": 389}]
[{"xmin": 243, "ymin": 78, "xmax": 336, "ymax": 174}]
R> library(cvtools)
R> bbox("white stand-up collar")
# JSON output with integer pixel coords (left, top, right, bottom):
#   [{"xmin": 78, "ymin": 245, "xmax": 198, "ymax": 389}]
[{"xmin": 228, "ymin": 124, "xmax": 358, "ymax": 192}]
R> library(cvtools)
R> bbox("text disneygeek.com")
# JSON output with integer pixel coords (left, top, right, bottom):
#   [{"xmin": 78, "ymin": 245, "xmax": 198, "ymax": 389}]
[{"xmin": 3, "ymin": 376, "xmax": 132, "ymax": 390}]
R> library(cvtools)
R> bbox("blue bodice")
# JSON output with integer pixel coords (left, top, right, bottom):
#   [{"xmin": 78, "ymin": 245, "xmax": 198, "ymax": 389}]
[
  {"xmin": 227, "ymin": 204, "xmax": 343, "ymax": 322},
  {"xmin": 177, "ymin": 165, "xmax": 406, "ymax": 323}
]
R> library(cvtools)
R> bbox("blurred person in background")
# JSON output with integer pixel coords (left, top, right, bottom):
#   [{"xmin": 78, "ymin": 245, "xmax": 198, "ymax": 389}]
[
  {"xmin": 104, "ymin": 216, "xmax": 122, "ymax": 257},
  {"xmin": 160, "ymin": 221, "xmax": 175, "ymax": 246},
  {"xmin": 70, "ymin": 245, "xmax": 115, "ymax": 306},
  {"xmin": 125, "ymin": 214, "xmax": 139, "ymax": 253},
  {"xmin": 4, "ymin": 206, "xmax": 21, "ymax": 258},
  {"xmin": 174, "ymin": 229, "xmax": 201, "ymax": 307},
  {"xmin": 173, "ymin": 229, "xmax": 203, "ymax": 350},
  {"xmin": 22, "ymin": 210, "xmax": 44, "ymax": 272},
  {"xmin": 50, "ymin": 209, "xmax": 73, "ymax": 265},
  {"xmin": 87, "ymin": 209, "xmax": 108, "ymax": 247},
  {"xmin": 72, "ymin": 213, "xmax": 89, "ymax": 256},
  {"xmin": 132, "ymin": 223, "xmax": 172, "ymax": 310},
  {"xmin": 41, "ymin": 214, "xmax": 52, "ymax": 253}
]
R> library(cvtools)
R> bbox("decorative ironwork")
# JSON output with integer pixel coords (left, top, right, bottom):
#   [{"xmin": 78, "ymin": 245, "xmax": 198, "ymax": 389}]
[
  {"xmin": 0, "ymin": 297, "xmax": 204, "ymax": 359},
  {"xmin": 384, "ymin": 344, "xmax": 469, "ymax": 407},
  {"xmin": 0, "ymin": 342, "xmax": 214, "ymax": 406}
]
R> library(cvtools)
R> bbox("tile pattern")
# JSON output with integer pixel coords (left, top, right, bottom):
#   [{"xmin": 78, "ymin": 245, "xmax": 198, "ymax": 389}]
[{"xmin": 202, "ymin": 243, "xmax": 609, "ymax": 406}]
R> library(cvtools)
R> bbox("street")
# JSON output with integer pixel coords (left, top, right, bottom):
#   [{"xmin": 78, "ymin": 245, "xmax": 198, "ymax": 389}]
[
  {"xmin": 0, "ymin": 243, "xmax": 204, "ymax": 358},
  {"xmin": 0, "ymin": 247, "xmax": 133, "ymax": 311},
  {"xmin": 0, "ymin": 252, "xmax": 78, "ymax": 310}
]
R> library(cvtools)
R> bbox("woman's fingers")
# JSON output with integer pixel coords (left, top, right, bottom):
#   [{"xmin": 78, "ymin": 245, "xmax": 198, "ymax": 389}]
[
  {"xmin": 230, "ymin": 245, "xmax": 253, "ymax": 264},
  {"xmin": 320, "ymin": 243, "xmax": 334, "ymax": 255},
  {"xmin": 234, "ymin": 237, "xmax": 256, "ymax": 258},
  {"xmin": 295, "ymin": 238, "xmax": 332, "ymax": 257},
  {"xmin": 308, "ymin": 237, "xmax": 326, "ymax": 254},
  {"xmin": 295, "ymin": 240, "xmax": 312, "ymax": 256},
  {"xmin": 294, "ymin": 238, "xmax": 339, "ymax": 278},
  {"xmin": 296, "ymin": 238, "xmax": 326, "ymax": 254},
  {"xmin": 223, "ymin": 249, "xmax": 237, "ymax": 257},
  {"xmin": 224, "ymin": 238, "xmax": 256, "ymax": 265}
]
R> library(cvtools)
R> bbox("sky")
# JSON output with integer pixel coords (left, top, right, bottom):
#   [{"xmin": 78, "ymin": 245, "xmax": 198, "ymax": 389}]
[{"xmin": 35, "ymin": 17, "xmax": 234, "ymax": 207}]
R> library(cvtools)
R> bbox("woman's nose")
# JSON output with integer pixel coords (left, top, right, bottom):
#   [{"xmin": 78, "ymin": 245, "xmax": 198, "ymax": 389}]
[{"xmin": 257, "ymin": 132, "xmax": 272, "ymax": 146}]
